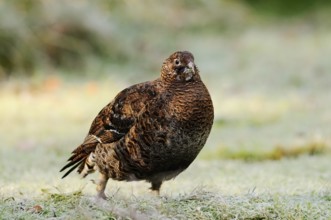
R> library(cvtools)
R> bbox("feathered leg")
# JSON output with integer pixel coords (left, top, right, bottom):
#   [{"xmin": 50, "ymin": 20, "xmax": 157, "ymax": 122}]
[
  {"xmin": 81, "ymin": 152, "xmax": 96, "ymax": 178},
  {"xmin": 96, "ymin": 173, "xmax": 109, "ymax": 199},
  {"xmin": 150, "ymin": 181, "xmax": 162, "ymax": 196}
]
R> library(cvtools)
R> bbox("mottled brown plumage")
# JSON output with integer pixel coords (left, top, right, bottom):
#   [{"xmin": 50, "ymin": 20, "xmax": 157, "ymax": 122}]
[{"xmin": 60, "ymin": 51, "xmax": 214, "ymax": 198}]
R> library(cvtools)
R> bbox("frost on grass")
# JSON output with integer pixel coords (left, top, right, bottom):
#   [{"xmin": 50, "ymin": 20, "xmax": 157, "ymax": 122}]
[{"xmin": 0, "ymin": 187, "xmax": 330, "ymax": 219}]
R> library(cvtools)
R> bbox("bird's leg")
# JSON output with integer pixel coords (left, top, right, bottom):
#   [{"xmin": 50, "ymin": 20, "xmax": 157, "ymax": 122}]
[
  {"xmin": 96, "ymin": 173, "xmax": 108, "ymax": 199},
  {"xmin": 81, "ymin": 153, "xmax": 96, "ymax": 178},
  {"xmin": 150, "ymin": 181, "xmax": 162, "ymax": 196}
]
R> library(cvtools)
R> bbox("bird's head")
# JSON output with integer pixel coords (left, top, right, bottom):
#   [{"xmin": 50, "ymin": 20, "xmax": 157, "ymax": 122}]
[{"xmin": 161, "ymin": 51, "xmax": 200, "ymax": 83}]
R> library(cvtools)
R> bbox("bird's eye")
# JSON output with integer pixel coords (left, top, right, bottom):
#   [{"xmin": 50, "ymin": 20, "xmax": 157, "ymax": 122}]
[{"xmin": 174, "ymin": 59, "xmax": 180, "ymax": 65}]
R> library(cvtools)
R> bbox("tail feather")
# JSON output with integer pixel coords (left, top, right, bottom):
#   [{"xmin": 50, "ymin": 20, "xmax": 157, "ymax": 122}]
[
  {"xmin": 61, "ymin": 158, "xmax": 85, "ymax": 179},
  {"xmin": 60, "ymin": 135, "xmax": 100, "ymax": 178},
  {"xmin": 60, "ymin": 153, "xmax": 85, "ymax": 173}
]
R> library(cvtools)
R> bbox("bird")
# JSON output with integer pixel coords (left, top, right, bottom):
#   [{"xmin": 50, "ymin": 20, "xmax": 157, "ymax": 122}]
[{"xmin": 60, "ymin": 51, "xmax": 214, "ymax": 199}]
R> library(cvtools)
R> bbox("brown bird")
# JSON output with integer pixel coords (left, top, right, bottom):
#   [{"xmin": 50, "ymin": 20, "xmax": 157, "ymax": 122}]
[{"xmin": 60, "ymin": 51, "xmax": 214, "ymax": 199}]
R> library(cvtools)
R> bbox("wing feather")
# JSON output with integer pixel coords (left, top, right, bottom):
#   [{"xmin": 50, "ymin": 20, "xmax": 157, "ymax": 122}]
[{"xmin": 60, "ymin": 81, "xmax": 158, "ymax": 178}]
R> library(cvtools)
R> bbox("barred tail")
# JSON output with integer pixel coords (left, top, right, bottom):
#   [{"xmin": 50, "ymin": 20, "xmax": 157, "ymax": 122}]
[{"xmin": 60, "ymin": 135, "xmax": 101, "ymax": 178}]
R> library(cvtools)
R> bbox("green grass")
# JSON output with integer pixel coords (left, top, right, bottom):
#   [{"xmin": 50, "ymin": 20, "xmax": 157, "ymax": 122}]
[{"xmin": 203, "ymin": 140, "xmax": 329, "ymax": 161}]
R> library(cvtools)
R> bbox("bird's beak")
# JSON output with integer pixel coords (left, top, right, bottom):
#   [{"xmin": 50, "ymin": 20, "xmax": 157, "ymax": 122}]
[
  {"xmin": 183, "ymin": 61, "xmax": 195, "ymax": 81},
  {"xmin": 186, "ymin": 62, "xmax": 195, "ymax": 74}
]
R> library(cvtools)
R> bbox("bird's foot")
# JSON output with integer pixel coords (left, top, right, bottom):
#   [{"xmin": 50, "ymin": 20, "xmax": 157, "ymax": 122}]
[
  {"xmin": 95, "ymin": 173, "xmax": 109, "ymax": 200},
  {"xmin": 149, "ymin": 181, "xmax": 162, "ymax": 196},
  {"xmin": 150, "ymin": 189, "xmax": 160, "ymax": 196},
  {"xmin": 96, "ymin": 191, "xmax": 108, "ymax": 200}
]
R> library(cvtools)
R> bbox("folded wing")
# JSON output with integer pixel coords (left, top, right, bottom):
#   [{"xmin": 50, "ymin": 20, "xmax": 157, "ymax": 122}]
[{"xmin": 60, "ymin": 81, "xmax": 158, "ymax": 178}]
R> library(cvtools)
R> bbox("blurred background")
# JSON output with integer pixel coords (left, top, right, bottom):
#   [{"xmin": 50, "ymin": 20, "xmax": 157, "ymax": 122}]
[{"xmin": 0, "ymin": 0, "xmax": 331, "ymax": 182}]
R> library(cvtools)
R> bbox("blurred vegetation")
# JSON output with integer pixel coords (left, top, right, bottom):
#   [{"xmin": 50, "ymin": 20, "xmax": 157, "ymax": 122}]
[
  {"xmin": 242, "ymin": 0, "xmax": 331, "ymax": 16},
  {"xmin": 0, "ymin": 0, "xmax": 127, "ymax": 77},
  {"xmin": 1, "ymin": 0, "xmax": 330, "ymax": 158},
  {"xmin": 1, "ymin": 0, "xmax": 331, "ymax": 78},
  {"xmin": 1, "ymin": 0, "xmax": 331, "ymax": 160},
  {"xmin": 202, "ymin": 140, "xmax": 329, "ymax": 161}
]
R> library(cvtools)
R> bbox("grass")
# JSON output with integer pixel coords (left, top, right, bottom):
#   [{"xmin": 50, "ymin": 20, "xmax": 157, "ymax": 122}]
[
  {"xmin": 203, "ymin": 140, "xmax": 329, "ymax": 161},
  {"xmin": 0, "ymin": 155, "xmax": 330, "ymax": 219}
]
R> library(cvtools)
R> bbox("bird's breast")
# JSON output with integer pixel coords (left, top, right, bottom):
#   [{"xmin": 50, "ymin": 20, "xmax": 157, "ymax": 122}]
[{"xmin": 159, "ymin": 84, "xmax": 214, "ymax": 155}]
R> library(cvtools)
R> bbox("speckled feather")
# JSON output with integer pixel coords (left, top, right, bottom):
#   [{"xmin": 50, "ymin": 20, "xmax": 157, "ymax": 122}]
[{"xmin": 60, "ymin": 51, "xmax": 214, "ymax": 197}]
